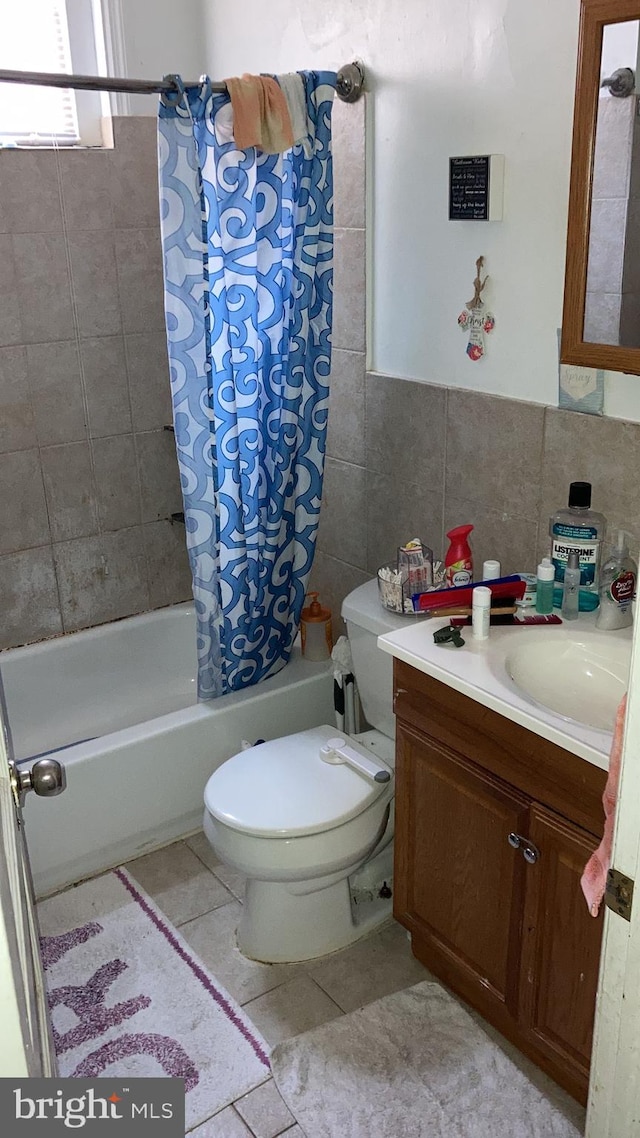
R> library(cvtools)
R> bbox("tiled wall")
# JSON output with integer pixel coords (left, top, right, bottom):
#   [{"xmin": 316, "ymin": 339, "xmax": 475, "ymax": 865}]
[
  {"xmin": 0, "ymin": 118, "xmax": 190, "ymax": 650},
  {"xmin": 313, "ymin": 372, "xmax": 640, "ymax": 634}
]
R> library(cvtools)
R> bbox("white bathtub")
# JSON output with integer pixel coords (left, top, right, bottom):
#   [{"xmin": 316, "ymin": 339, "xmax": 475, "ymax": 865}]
[{"xmin": 1, "ymin": 604, "xmax": 334, "ymax": 898}]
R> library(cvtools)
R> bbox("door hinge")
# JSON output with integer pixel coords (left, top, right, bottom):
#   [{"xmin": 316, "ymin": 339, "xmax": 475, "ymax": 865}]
[{"xmin": 605, "ymin": 868, "xmax": 635, "ymax": 921}]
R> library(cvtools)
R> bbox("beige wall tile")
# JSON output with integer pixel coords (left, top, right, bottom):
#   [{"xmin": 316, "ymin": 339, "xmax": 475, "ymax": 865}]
[
  {"xmin": 26, "ymin": 341, "xmax": 87, "ymax": 446},
  {"xmin": 136, "ymin": 429, "xmax": 183, "ymax": 523},
  {"xmin": 12, "ymin": 233, "xmax": 75, "ymax": 343},
  {"xmin": 586, "ymin": 197, "xmax": 627, "ymax": 295},
  {"xmin": 110, "ymin": 117, "xmax": 160, "ymax": 229},
  {"xmin": 333, "ymin": 228, "xmax": 365, "ymax": 352},
  {"xmin": 126, "ymin": 331, "xmax": 172, "ymax": 431},
  {"xmin": 443, "ymin": 496, "xmax": 539, "ymax": 579},
  {"xmin": 58, "ymin": 149, "xmax": 113, "ymax": 231},
  {"xmin": 115, "ymin": 228, "xmax": 166, "ymax": 333},
  {"xmin": 0, "ymin": 346, "xmax": 36, "ymax": 453},
  {"xmin": 446, "ymin": 389, "xmax": 545, "ymax": 516},
  {"xmin": 53, "ymin": 526, "xmax": 150, "ymax": 632},
  {"xmin": 332, "ymin": 97, "xmax": 365, "ymax": 229},
  {"xmin": 0, "ymin": 236, "xmax": 23, "ymax": 346},
  {"xmin": 0, "ymin": 546, "xmax": 62, "ymax": 650},
  {"xmin": 68, "ymin": 231, "xmax": 122, "ymax": 338},
  {"xmin": 40, "ymin": 443, "xmax": 98, "ymax": 543},
  {"xmin": 80, "ymin": 337, "xmax": 132, "ymax": 437},
  {"xmin": 0, "ymin": 151, "xmax": 63, "ymax": 234},
  {"xmin": 366, "ymin": 373, "xmax": 446, "ymax": 491},
  {"xmin": 327, "ymin": 349, "xmax": 365, "ymax": 465},
  {"xmin": 92, "ymin": 434, "xmax": 142, "ymax": 531},
  {"xmin": 317, "ymin": 458, "xmax": 367, "ymax": 568},
  {"xmin": 143, "ymin": 519, "xmax": 192, "ymax": 608},
  {"xmin": 366, "ymin": 469, "xmax": 443, "ymax": 575},
  {"xmin": 308, "ymin": 551, "xmax": 370, "ymax": 639},
  {"xmin": 0, "ymin": 449, "xmax": 49, "ymax": 554},
  {"xmin": 539, "ymin": 408, "xmax": 640, "ymax": 550}
]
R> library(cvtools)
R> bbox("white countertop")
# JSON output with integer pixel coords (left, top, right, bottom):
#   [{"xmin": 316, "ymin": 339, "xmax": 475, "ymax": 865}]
[{"xmin": 377, "ymin": 612, "xmax": 632, "ymax": 771}]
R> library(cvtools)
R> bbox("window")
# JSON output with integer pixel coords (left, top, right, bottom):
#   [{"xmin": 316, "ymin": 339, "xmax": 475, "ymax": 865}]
[{"xmin": 0, "ymin": 1, "xmax": 109, "ymax": 147}]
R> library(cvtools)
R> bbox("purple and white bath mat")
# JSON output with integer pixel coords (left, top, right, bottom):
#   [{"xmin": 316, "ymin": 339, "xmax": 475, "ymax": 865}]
[{"xmin": 37, "ymin": 867, "xmax": 270, "ymax": 1131}]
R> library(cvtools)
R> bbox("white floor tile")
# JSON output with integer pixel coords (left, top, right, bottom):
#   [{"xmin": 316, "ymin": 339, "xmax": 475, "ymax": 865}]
[
  {"xmin": 307, "ymin": 918, "xmax": 432, "ymax": 1013},
  {"xmin": 186, "ymin": 831, "xmax": 246, "ymax": 901},
  {"xmin": 180, "ymin": 901, "xmax": 300, "ymax": 1005},
  {"xmin": 233, "ymin": 1078, "xmax": 295, "ymax": 1138},
  {"xmin": 187, "ymin": 1104, "xmax": 254, "ymax": 1136},
  {"xmin": 124, "ymin": 840, "xmax": 235, "ymax": 926},
  {"xmin": 242, "ymin": 976, "xmax": 343, "ymax": 1048}
]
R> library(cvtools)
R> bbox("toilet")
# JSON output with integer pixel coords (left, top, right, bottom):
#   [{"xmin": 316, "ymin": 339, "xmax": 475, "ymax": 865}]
[{"xmin": 202, "ymin": 579, "xmax": 415, "ymax": 963}]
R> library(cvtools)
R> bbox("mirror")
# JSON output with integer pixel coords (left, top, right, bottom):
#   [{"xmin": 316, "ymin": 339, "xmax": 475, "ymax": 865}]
[{"xmin": 562, "ymin": 0, "xmax": 640, "ymax": 374}]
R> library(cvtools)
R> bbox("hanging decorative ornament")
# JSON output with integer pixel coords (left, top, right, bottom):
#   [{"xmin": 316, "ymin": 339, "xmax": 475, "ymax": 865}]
[{"xmin": 457, "ymin": 256, "xmax": 495, "ymax": 361}]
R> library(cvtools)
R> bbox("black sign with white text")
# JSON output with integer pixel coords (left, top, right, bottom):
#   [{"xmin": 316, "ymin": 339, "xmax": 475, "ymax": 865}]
[{"xmin": 449, "ymin": 156, "xmax": 490, "ymax": 220}]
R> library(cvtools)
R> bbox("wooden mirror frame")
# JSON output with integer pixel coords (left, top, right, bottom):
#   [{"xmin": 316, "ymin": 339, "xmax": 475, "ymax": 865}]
[{"xmin": 562, "ymin": 0, "xmax": 640, "ymax": 374}]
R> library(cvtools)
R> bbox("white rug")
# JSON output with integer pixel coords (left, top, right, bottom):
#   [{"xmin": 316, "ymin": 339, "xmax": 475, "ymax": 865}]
[
  {"xmin": 272, "ymin": 980, "xmax": 585, "ymax": 1138},
  {"xmin": 38, "ymin": 868, "xmax": 270, "ymax": 1131}
]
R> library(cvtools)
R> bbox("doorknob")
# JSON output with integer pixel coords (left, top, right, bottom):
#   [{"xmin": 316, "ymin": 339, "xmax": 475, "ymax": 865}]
[{"xmin": 10, "ymin": 757, "xmax": 66, "ymax": 808}]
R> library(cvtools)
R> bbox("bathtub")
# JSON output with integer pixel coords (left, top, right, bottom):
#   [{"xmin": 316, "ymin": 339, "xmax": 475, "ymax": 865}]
[{"xmin": 1, "ymin": 603, "xmax": 334, "ymax": 898}]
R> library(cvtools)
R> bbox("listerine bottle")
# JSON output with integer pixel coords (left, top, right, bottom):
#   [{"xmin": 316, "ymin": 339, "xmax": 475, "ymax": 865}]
[{"xmin": 549, "ymin": 482, "xmax": 606, "ymax": 593}]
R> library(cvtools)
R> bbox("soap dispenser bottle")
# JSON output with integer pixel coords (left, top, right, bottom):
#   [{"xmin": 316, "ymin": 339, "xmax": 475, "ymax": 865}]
[
  {"xmin": 596, "ymin": 531, "xmax": 637, "ymax": 630},
  {"xmin": 300, "ymin": 592, "xmax": 333, "ymax": 660}
]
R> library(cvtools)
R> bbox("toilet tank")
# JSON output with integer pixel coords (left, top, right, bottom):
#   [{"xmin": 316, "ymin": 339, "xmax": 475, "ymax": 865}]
[{"xmin": 341, "ymin": 580, "xmax": 422, "ymax": 742}]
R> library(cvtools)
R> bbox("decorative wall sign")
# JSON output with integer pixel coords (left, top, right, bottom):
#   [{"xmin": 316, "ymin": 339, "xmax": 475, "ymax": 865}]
[
  {"xmin": 457, "ymin": 256, "xmax": 495, "ymax": 361},
  {"xmin": 556, "ymin": 330, "xmax": 604, "ymax": 415},
  {"xmin": 449, "ymin": 155, "xmax": 504, "ymax": 221}
]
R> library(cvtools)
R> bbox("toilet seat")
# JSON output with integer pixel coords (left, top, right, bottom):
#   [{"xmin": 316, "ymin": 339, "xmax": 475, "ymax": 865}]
[{"xmin": 204, "ymin": 724, "xmax": 393, "ymax": 839}]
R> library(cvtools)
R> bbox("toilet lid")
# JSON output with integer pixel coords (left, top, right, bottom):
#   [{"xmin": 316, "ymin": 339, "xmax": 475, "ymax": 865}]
[{"xmin": 204, "ymin": 724, "xmax": 393, "ymax": 838}]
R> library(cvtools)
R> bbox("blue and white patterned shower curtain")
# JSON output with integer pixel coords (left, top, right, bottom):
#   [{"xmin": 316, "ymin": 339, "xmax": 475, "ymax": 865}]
[{"xmin": 158, "ymin": 73, "xmax": 335, "ymax": 699}]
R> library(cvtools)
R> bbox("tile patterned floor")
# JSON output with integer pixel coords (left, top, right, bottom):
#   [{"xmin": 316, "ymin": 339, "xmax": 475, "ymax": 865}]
[
  {"xmin": 122, "ymin": 832, "xmax": 433, "ymax": 1136},
  {"xmin": 115, "ymin": 832, "xmax": 583, "ymax": 1136}
]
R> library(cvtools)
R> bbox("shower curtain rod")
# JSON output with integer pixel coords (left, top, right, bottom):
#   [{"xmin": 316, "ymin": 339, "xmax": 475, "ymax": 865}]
[{"xmin": 0, "ymin": 62, "xmax": 365, "ymax": 102}]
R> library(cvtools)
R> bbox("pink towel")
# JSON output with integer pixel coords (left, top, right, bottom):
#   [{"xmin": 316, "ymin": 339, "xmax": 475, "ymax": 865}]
[
  {"xmin": 223, "ymin": 74, "xmax": 294, "ymax": 154},
  {"xmin": 581, "ymin": 691, "xmax": 628, "ymax": 917}
]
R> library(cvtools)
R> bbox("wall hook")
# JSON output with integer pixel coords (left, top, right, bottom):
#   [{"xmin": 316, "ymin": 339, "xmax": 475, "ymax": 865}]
[{"xmin": 467, "ymin": 255, "xmax": 488, "ymax": 310}]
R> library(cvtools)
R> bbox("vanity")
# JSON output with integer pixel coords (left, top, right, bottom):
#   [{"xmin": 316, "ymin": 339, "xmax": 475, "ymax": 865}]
[{"xmin": 378, "ymin": 618, "xmax": 631, "ymax": 1104}]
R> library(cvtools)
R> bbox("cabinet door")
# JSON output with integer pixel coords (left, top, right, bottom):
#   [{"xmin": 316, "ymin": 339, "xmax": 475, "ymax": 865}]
[
  {"xmin": 394, "ymin": 722, "xmax": 530, "ymax": 1014},
  {"xmin": 519, "ymin": 804, "xmax": 603, "ymax": 1095}
]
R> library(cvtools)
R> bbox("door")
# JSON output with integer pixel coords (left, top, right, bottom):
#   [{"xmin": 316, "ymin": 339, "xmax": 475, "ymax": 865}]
[
  {"xmin": 0, "ymin": 704, "xmax": 64, "ymax": 1077},
  {"xmin": 519, "ymin": 804, "xmax": 604, "ymax": 1103},
  {"xmin": 394, "ymin": 722, "xmax": 529, "ymax": 1015}
]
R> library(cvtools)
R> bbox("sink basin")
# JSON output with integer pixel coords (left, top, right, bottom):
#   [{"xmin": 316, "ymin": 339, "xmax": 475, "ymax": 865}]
[{"xmin": 504, "ymin": 631, "xmax": 631, "ymax": 732}]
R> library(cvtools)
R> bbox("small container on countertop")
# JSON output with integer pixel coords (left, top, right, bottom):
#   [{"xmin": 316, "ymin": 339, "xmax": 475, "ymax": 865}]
[{"xmin": 472, "ymin": 585, "xmax": 492, "ymax": 640}]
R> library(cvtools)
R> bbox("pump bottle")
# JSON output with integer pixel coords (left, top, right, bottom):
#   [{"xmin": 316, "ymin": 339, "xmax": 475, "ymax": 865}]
[{"xmin": 596, "ymin": 531, "xmax": 637, "ymax": 630}]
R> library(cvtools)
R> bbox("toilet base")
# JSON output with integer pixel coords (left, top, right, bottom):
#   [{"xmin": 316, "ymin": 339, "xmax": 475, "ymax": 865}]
[{"xmin": 237, "ymin": 872, "xmax": 392, "ymax": 963}]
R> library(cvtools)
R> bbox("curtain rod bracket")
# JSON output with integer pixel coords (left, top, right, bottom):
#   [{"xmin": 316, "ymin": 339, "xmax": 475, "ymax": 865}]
[{"xmin": 336, "ymin": 61, "xmax": 365, "ymax": 103}]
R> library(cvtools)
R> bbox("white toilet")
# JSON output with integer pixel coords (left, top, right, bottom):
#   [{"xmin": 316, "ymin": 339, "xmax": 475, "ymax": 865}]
[{"xmin": 202, "ymin": 580, "xmax": 414, "ymax": 963}]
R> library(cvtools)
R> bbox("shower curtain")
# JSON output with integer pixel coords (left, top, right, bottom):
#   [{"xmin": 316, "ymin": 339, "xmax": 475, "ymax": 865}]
[{"xmin": 158, "ymin": 73, "xmax": 335, "ymax": 699}]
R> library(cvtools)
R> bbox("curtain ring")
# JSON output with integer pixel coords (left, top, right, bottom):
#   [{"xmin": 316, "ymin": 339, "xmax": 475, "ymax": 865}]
[{"xmin": 161, "ymin": 73, "xmax": 186, "ymax": 109}]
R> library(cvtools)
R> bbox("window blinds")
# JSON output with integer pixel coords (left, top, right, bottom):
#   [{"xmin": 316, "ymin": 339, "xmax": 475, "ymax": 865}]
[{"xmin": 0, "ymin": 1, "xmax": 79, "ymax": 144}]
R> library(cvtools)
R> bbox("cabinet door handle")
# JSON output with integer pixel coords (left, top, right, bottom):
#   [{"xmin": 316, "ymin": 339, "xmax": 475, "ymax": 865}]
[{"xmin": 507, "ymin": 833, "xmax": 540, "ymax": 864}]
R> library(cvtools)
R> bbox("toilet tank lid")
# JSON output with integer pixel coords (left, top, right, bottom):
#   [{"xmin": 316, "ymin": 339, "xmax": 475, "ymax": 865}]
[
  {"xmin": 204, "ymin": 725, "xmax": 392, "ymax": 838},
  {"xmin": 341, "ymin": 579, "xmax": 422, "ymax": 636}
]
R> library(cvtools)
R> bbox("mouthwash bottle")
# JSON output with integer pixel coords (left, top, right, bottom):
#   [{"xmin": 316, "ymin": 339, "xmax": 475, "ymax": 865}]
[{"xmin": 549, "ymin": 482, "xmax": 606, "ymax": 593}]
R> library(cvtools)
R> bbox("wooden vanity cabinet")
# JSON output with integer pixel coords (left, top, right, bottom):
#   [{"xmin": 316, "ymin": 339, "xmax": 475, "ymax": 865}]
[{"xmin": 393, "ymin": 659, "xmax": 607, "ymax": 1104}]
